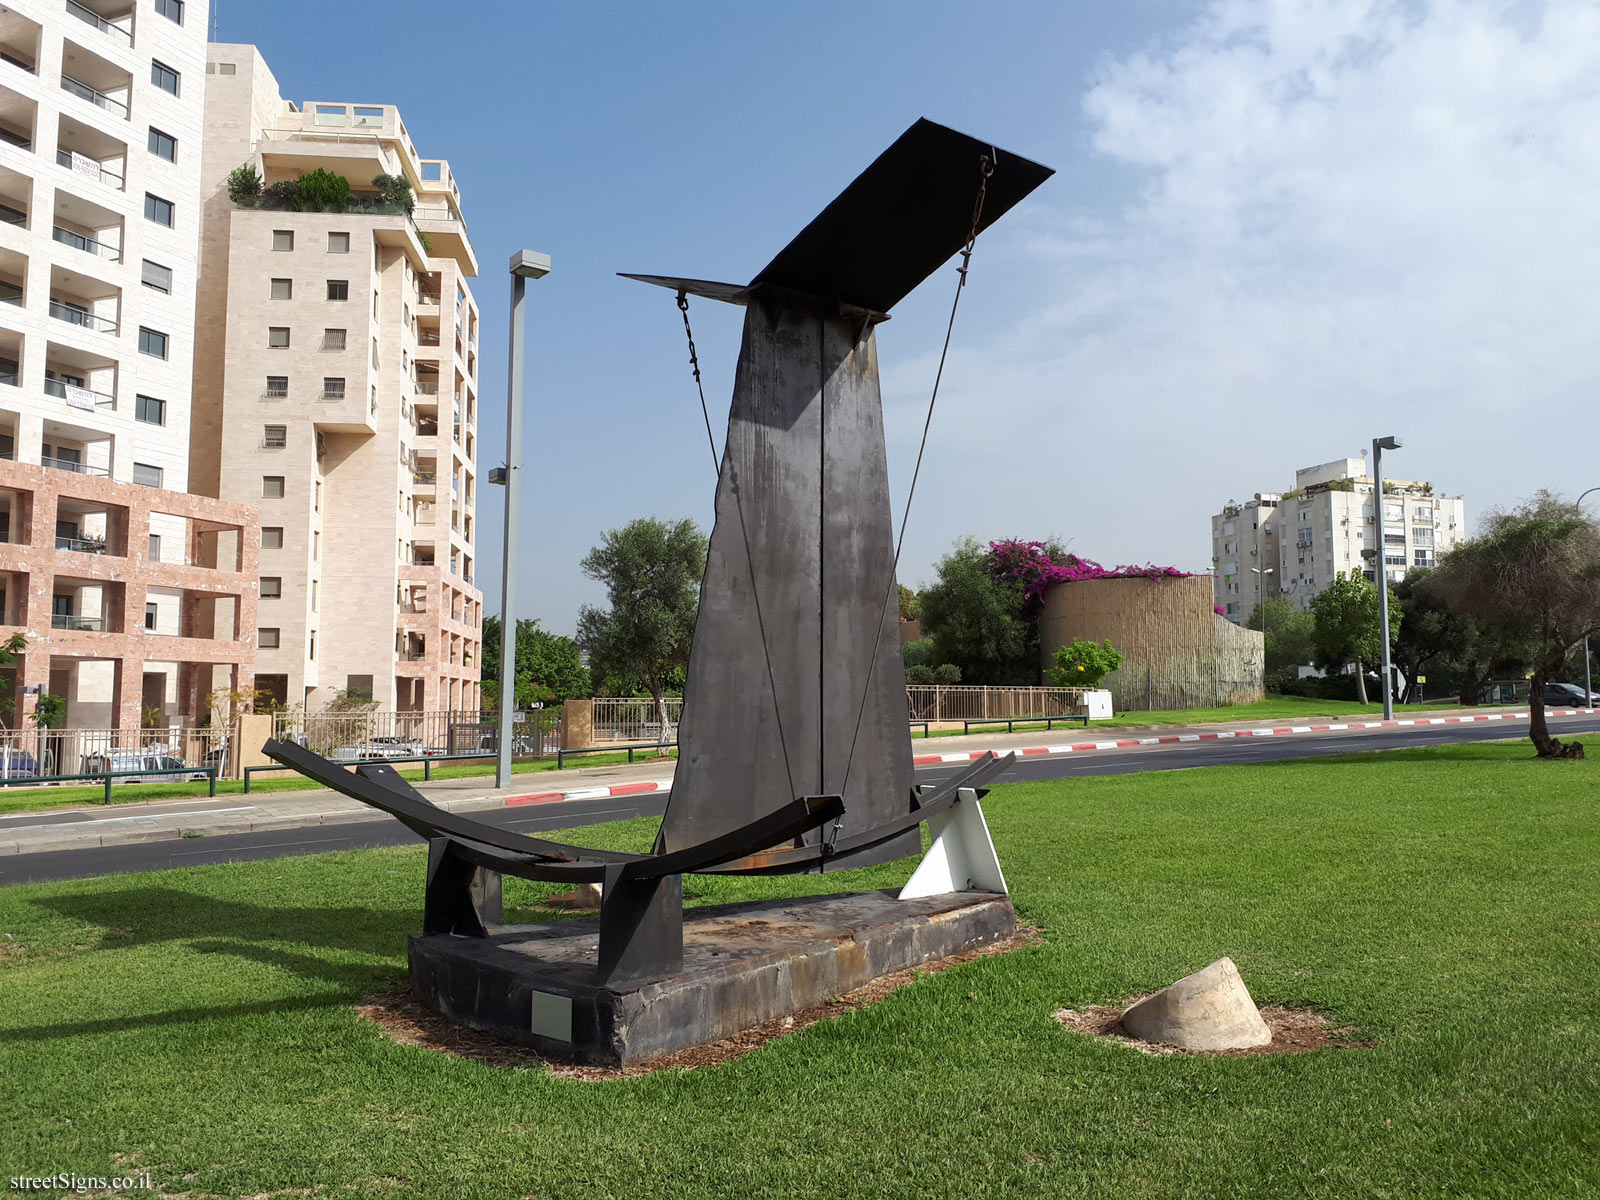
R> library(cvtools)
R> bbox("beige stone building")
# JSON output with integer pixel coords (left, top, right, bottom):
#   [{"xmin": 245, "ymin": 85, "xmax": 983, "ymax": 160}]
[
  {"xmin": 1210, "ymin": 456, "xmax": 1468, "ymax": 625},
  {"xmin": 0, "ymin": 0, "xmax": 258, "ymax": 731},
  {"xmin": 191, "ymin": 45, "xmax": 483, "ymax": 714}
]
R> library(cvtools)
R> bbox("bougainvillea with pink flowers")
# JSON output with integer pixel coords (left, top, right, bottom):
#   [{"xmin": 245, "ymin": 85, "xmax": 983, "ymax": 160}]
[{"xmin": 985, "ymin": 539, "xmax": 1196, "ymax": 609}]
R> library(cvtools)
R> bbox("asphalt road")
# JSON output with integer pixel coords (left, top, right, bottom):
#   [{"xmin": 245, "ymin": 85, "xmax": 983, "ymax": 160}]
[{"xmin": 5, "ymin": 714, "xmax": 1597, "ymax": 886}]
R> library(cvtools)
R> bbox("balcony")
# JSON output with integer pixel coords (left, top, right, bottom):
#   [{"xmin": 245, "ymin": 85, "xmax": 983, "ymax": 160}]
[
  {"xmin": 65, "ymin": 0, "xmax": 133, "ymax": 47},
  {"xmin": 44, "ymin": 377, "xmax": 114, "ymax": 410},
  {"xmin": 60, "ymin": 74, "xmax": 127, "ymax": 119},
  {"xmin": 0, "ymin": 201, "xmax": 23, "ymax": 226},
  {"xmin": 52, "ymin": 223, "xmax": 119, "ymax": 261},
  {"xmin": 49, "ymin": 299, "xmax": 117, "ymax": 334},
  {"xmin": 414, "ymin": 380, "xmax": 438, "ymax": 396},
  {"xmin": 0, "ymin": 281, "xmax": 19, "ymax": 306},
  {"xmin": 55, "ymin": 147, "xmax": 122, "ymax": 189},
  {"xmin": 55, "ymin": 533, "xmax": 107, "ymax": 554},
  {"xmin": 51, "ymin": 612, "xmax": 103, "ymax": 631},
  {"xmin": 42, "ymin": 454, "xmax": 108, "ymax": 476}
]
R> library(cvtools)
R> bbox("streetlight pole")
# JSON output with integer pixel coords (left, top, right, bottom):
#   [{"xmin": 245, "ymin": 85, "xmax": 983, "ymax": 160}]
[
  {"xmin": 1579, "ymin": 486, "xmax": 1599, "ymax": 709},
  {"xmin": 1372, "ymin": 436, "xmax": 1403, "ymax": 719},
  {"xmin": 494, "ymin": 250, "xmax": 551, "ymax": 789}
]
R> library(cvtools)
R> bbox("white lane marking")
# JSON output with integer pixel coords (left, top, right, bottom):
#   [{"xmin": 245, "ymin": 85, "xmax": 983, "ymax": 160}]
[
  {"xmin": 6, "ymin": 805, "xmax": 259, "ymax": 829},
  {"xmin": 172, "ymin": 836, "xmax": 344, "ymax": 857}
]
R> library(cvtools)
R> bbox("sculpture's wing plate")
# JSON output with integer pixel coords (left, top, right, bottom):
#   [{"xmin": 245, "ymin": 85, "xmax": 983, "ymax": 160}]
[
  {"xmin": 618, "ymin": 274, "xmax": 750, "ymax": 306},
  {"xmin": 751, "ymin": 118, "xmax": 1054, "ymax": 314}
]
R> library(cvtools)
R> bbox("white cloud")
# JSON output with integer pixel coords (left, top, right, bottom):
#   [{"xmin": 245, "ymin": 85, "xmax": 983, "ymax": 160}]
[{"xmin": 889, "ymin": 0, "xmax": 1600, "ymax": 580}]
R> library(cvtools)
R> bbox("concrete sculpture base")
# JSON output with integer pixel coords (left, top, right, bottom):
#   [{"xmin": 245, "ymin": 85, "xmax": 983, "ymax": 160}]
[
  {"xmin": 1121, "ymin": 957, "xmax": 1273, "ymax": 1050},
  {"xmin": 409, "ymin": 889, "xmax": 1014, "ymax": 1066}
]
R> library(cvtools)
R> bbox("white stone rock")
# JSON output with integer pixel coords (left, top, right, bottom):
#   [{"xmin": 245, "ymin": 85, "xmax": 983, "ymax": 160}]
[{"xmin": 1120, "ymin": 957, "xmax": 1272, "ymax": 1051}]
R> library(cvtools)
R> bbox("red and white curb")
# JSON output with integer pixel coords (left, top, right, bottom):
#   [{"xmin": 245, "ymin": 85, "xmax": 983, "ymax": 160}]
[
  {"xmin": 909, "ymin": 708, "xmax": 1596, "ymax": 765},
  {"xmin": 493, "ymin": 709, "xmax": 1596, "ymax": 804},
  {"xmin": 506, "ymin": 779, "xmax": 673, "ymax": 807}
]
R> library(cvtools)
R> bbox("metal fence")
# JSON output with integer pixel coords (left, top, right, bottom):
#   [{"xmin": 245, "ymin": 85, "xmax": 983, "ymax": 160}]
[
  {"xmin": 0, "ymin": 725, "xmax": 230, "ymax": 779},
  {"xmin": 589, "ymin": 697, "xmax": 685, "ymax": 744},
  {"xmin": 270, "ymin": 708, "xmax": 561, "ymax": 759},
  {"xmin": 904, "ymin": 685, "xmax": 1088, "ymax": 723}
]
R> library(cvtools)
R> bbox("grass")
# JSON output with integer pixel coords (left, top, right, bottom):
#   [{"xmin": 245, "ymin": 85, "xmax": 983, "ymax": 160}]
[
  {"xmin": 2, "ymin": 743, "xmax": 1597, "ymax": 1198},
  {"xmin": 0, "ymin": 748, "xmax": 679, "ymax": 817}
]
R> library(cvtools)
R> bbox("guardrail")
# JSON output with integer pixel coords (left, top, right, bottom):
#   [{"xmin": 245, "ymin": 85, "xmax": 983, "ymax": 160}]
[
  {"xmin": 556, "ymin": 742, "xmax": 677, "ymax": 769},
  {"xmin": 960, "ymin": 715, "xmax": 1090, "ymax": 735},
  {"xmin": 243, "ymin": 751, "xmax": 491, "ymax": 793},
  {"xmin": 0, "ymin": 765, "xmax": 216, "ymax": 804}
]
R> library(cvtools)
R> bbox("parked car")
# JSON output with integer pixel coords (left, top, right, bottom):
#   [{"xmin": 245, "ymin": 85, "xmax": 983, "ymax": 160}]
[
  {"xmin": 0, "ymin": 747, "xmax": 40, "ymax": 778},
  {"xmin": 83, "ymin": 751, "xmax": 209, "ymax": 785},
  {"xmin": 1541, "ymin": 682, "xmax": 1598, "ymax": 707},
  {"xmin": 329, "ymin": 736, "xmax": 432, "ymax": 762}
]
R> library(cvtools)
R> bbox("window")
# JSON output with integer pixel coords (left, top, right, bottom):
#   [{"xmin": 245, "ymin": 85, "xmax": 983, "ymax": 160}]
[
  {"xmin": 262, "ymin": 476, "xmax": 285, "ymax": 499},
  {"xmin": 138, "ymin": 328, "xmax": 168, "ymax": 358},
  {"xmin": 314, "ymin": 481, "xmax": 323, "ymax": 512},
  {"xmin": 211, "ymin": 62, "xmax": 236, "ymax": 76},
  {"xmin": 148, "ymin": 127, "xmax": 177, "ymax": 162},
  {"xmin": 322, "ymin": 328, "xmax": 346, "ymax": 350},
  {"xmin": 145, "ymin": 602, "xmax": 157, "ymax": 631},
  {"xmin": 265, "ymin": 376, "xmax": 288, "ymax": 397},
  {"xmin": 262, "ymin": 527, "xmax": 283, "ymax": 549},
  {"xmin": 157, "ymin": 0, "xmax": 184, "ymax": 23},
  {"xmin": 260, "ymin": 577, "xmax": 282, "ymax": 598},
  {"xmin": 346, "ymin": 675, "xmax": 374, "ymax": 701},
  {"xmin": 322, "ymin": 377, "xmax": 345, "ymax": 399},
  {"xmin": 313, "ymin": 531, "xmax": 320, "ymax": 560},
  {"xmin": 272, "ymin": 230, "xmax": 294, "ymax": 251},
  {"xmin": 132, "ymin": 462, "xmax": 163, "ymax": 488},
  {"xmin": 270, "ymin": 278, "xmax": 292, "ymax": 300},
  {"xmin": 263, "ymin": 424, "xmax": 287, "ymax": 448},
  {"xmin": 148, "ymin": 534, "xmax": 160, "ymax": 561},
  {"xmin": 311, "ymin": 580, "xmax": 319, "ymax": 611},
  {"xmin": 141, "ymin": 260, "xmax": 172, "ymax": 293},
  {"xmin": 151, "ymin": 61, "xmax": 180, "ymax": 96},
  {"xmin": 326, "ymin": 279, "xmax": 348, "ymax": 301},
  {"xmin": 135, "ymin": 394, "xmax": 166, "ymax": 425},
  {"xmin": 267, "ymin": 327, "xmax": 290, "ymax": 348},
  {"xmin": 328, "ymin": 232, "xmax": 349, "ymax": 253},
  {"xmin": 259, "ymin": 627, "xmax": 280, "ymax": 649},
  {"xmin": 309, "ymin": 631, "xmax": 316, "ymax": 659},
  {"xmin": 144, "ymin": 194, "xmax": 175, "ymax": 227}
]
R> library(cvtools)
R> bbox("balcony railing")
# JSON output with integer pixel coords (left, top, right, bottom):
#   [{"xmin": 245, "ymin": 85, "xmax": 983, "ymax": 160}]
[
  {"xmin": 55, "ymin": 535, "xmax": 108, "ymax": 554},
  {"xmin": 66, "ymin": 0, "xmax": 133, "ymax": 45},
  {"xmin": 412, "ymin": 471, "xmax": 437, "ymax": 485},
  {"xmin": 0, "ymin": 282, "xmax": 20, "ymax": 306},
  {"xmin": 0, "ymin": 126, "xmax": 31, "ymax": 151},
  {"xmin": 55, "ymin": 148, "xmax": 122, "ymax": 187},
  {"xmin": 398, "ymin": 650, "xmax": 427, "ymax": 661},
  {"xmin": 52, "ymin": 225, "xmax": 120, "ymax": 260},
  {"xmin": 51, "ymin": 612, "xmax": 104, "ymax": 631},
  {"xmin": 417, "ymin": 293, "xmax": 441, "ymax": 307},
  {"xmin": 49, "ymin": 300, "xmax": 117, "ymax": 334},
  {"xmin": 42, "ymin": 455, "xmax": 109, "ymax": 476},
  {"xmin": 414, "ymin": 381, "xmax": 439, "ymax": 395},
  {"xmin": 60, "ymin": 74, "xmax": 128, "ymax": 118},
  {"xmin": 44, "ymin": 378, "xmax": 116, "ymax": 408},
  {"xmin": 0, "ymin": 202, "xmax": 25, "ymax": 225}
]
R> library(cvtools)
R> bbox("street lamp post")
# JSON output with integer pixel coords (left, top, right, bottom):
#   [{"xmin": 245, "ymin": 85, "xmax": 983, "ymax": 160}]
[
  {"xmin": 1579, "ymin": 487, "xmax": 1599, "ymax": 708},
  {"xmin": 494, "ymin": 250, "xmax": 551, "ymax": 789},
  {"xmin": 1372, "ymin": 436, "xmax": 1403, "ymax": 719}
]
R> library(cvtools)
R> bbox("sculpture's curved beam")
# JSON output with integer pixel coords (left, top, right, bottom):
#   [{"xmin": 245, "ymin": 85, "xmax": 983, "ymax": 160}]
[{"xmin": 699, "ymin": 752, "xmax": 1014, "ymax": 875}]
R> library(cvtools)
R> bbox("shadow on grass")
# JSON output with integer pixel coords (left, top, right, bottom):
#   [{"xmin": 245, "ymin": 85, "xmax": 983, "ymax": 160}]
[
  {"xmin": 0, "ymin": 990, "xmax": 356, "ymax": 1044},
  {"xmin": 1248, "ymin": 743, "xmax": 1541, "ymax": 767}
]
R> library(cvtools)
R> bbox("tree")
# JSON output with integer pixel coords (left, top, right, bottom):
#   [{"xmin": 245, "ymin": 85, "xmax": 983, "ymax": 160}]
[
  {"xmin": 296, "ymin": 167, "xmax": 351, "ymax": 212},
  {"xmin": 1246, "ymin": 595, "xmax": 1316, "ymax": 678},
  {"xmin": 575, "ymin": 517, "xmax": 706, "ymax": 736},
  {"xmin": 917, "ymin": 538, "xmax": 1035, "ymax": 684},
  {"xmin": 1045, "ymin": 639, "xmax": 1122, "ymax": 688},
  {"xmin": 1429, "ymin": 493, "xmax": 1600, "ymax": 758},
  {"xmin": 481, "ymin": 616, "xmax": 589, "ymax": 709},
  {"xmin": 902, "ymin": 637, "xmax": 960, "ymax": 685},
  {"xmin": 1309, "ymin": 570, "xmax": 1401, "ymax": 704},
  {"xmin": 371, "ymin": 173, "xmax": 415, "ymax": 215},
  {"xmin": 897, "ymin": 584, "xmax": 922, "ymax": 622},
  {"xmin": 226, "ymin": 164, "xmax": 261, "ymax": 202}
]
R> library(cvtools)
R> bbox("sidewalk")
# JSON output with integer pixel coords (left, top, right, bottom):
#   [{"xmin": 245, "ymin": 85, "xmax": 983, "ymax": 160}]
[{"xmin": 1, "ymin": 705, "xmax": 1586, "ymax": 857}]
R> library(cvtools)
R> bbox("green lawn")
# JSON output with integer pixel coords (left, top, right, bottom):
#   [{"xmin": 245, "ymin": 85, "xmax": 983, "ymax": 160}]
[
  {"xmin": 0, "ymin": 749, "xmax": 678, "ymax": 817},
  {"xmin": 2, "ymin": 744, "xmax": 1596, "ymax": 1198}
]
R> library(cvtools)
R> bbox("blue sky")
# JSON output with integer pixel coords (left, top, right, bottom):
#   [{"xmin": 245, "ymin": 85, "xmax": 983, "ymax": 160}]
[{"xmin": 229, "ymin": 1, "xmax": 1600, "ymax": 634}]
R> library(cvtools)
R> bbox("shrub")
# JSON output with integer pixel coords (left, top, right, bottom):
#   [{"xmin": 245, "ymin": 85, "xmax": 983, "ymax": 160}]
[
  {"xmin": 261, "ymin": 179, "xmax": 301, "ymax": 210},
  {"xmin": 227, "ymin": 164, "xmax": 262, "ymax": 202},
  {"xmin": 372, "ymin": 173, "xmax": 415, "ymax": 215},
  {"xmin": 1045, "ymin": 638, "xmax": 1123, "ymax": 688},
  {"xmin": 297, "ymin": 168, "xmax": 352, "ymax": 213}
]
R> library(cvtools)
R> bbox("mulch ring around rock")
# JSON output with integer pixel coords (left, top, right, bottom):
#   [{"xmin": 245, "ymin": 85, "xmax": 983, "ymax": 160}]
[
  {"xmin": 1052, "ymin": 996, "xmax": 1375, "ymax": 1056},
  {"xmin": 355, "ymin": 927, "xmax": 1043, "ymax": 1082}
]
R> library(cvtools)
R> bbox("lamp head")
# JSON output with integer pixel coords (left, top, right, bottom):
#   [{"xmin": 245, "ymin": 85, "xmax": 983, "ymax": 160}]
[
  {"xmin": 1375, "ymin": 435, "xmax": 1402, "ymax": 451},
  {"xmin": 509, "ymin": 249, "xmax": 551, "ymax": 280},
  {"xmin": 487, "ymin": 466, "xmax": 508, "ymax": 485}
]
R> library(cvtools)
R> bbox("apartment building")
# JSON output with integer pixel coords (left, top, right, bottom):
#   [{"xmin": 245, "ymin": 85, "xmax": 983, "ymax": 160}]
[
  {"xmin": 192, "ymin": 45, "xmax": 483, "ymax": 714},
  {"xmin": 0, "ymin": 0, "xmax": 257, "ymax": 729},
  {"xmin": 1211, "ymin": 456, "xmax": 1467, "ymax": 625}
]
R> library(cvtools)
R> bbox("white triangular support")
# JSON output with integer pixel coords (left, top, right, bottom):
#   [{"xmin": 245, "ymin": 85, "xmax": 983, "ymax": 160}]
[{"xmin": 898, "ymin": 787, "xmax": 1008, "ymax": 900}]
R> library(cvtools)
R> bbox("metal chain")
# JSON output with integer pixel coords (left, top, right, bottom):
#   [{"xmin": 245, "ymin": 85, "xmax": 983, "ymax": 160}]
[
  {"xmin": 840, "ymin": 153, "xmax": 995, "ymax": 798},
  {"xmin": 674, "ymin": 290, "xmax": 798, "ymax": 802}
]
